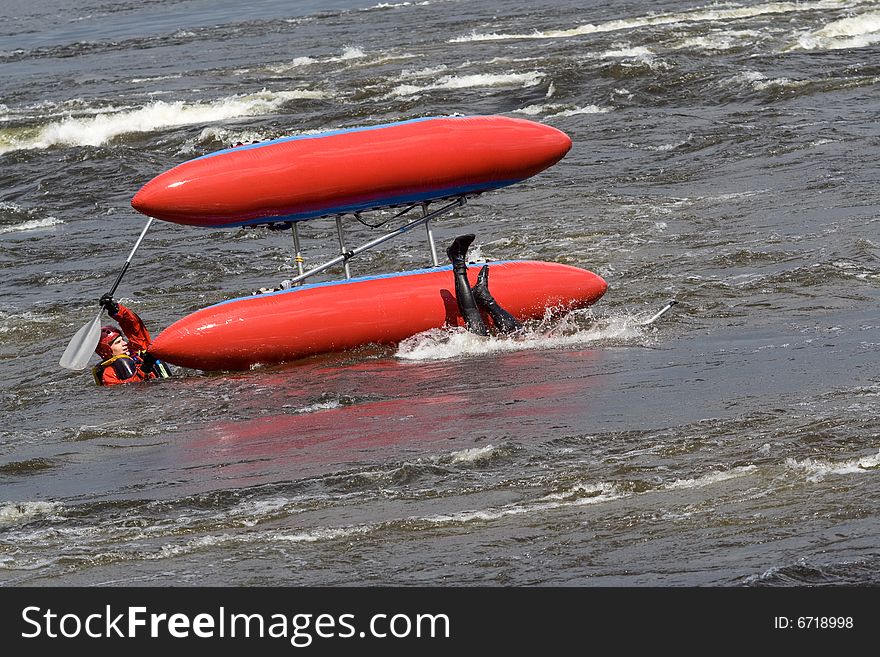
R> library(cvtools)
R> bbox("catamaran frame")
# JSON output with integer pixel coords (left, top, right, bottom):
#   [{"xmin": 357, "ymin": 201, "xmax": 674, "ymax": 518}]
[{"xmin": 278, "ymin": 196, "xmax": 468, "ymax": 288}]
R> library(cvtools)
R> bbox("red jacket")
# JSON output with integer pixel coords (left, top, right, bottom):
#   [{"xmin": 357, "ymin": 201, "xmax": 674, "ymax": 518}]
[{"xmin": 93, "ymin": 305, "xmax": 157, "ymax": 386}]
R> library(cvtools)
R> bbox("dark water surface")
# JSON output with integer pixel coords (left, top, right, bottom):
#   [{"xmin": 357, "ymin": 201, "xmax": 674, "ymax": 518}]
[{"xmin": 1, "ymin": 0, "xmax": 879, "ymax": 588}]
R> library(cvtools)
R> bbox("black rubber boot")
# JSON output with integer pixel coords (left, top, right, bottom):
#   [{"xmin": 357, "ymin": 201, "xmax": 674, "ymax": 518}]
[
  {"xmin": 446, "ymin": 234, "xmax": 488, "ymax": 336},
  {"xmin": 472, "ymin": 265, "xmax": 521, "ymax": 334}
]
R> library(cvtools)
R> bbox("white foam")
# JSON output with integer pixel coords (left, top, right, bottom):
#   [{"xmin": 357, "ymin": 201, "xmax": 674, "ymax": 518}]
[
  {"xmin": 729, "ymin": 70, "xmax": 769, "ymax": 86},
  {"xmin": 268, "ymin": 525, "xmax": 373, "ymax": 543},
  {"xmin": 816, "ymin": 9, "xmax": 880, "ymax": 38},
  {"xmin": 546, "ymin": 105, "xmax": 611, "ymax": 119},
  {"xmin": 0, "ymin": 89, "xmax": 326, "ymax": 154},
  {"xmin": 664, "ymin": 465, "xmax": 758, "ymax": 490},
  {"xmin": 0, "ymin": 217, "xmax": 63, "ymax": 235},
  {"xmin": 785, "ymin": 449, "xmax": 880, "ymax": 482},
  {"xmin": 186, "ymin": 126, "xmax": 268, "ymax": 152},
  {"xmin": 832, "ymin": 259, "xmax": 874, "ymax": 280},
  {"xmin": 366, "ymin": 2, "xmax": 413, "ymax": 8},
  {"xmin": 753, "ymin": 76, "xmax": 809, "ymax": 92},
  {"xmin": 267, "ymin": 45, "xmax": 374, "ymax": 74},
  {"xmin": 362, "ymin": 1, "xmax": 432, "ymax": 10},
  {"xmin": 295, "ymin": 399, "xmax": 343, "ymax": 414},
  {"xmin": 398, "ymin": 64, "xmax": 450, "ymax": 79},
  {"xmin": 148, "ymin": 534, "xmax": 236, "ymax": 559},
  {"xmin": 387, "ymin": 71, "xmax": 544, "ymax": 97},
  {"xmin": 0, "ymin": 501, "xmax": 60, "ymax": 527},
  {"xmin": 602, "ymin": 45, "xmax": 655, "ymax": 58},
  {"xmin": 266, "ymin": 56, "xmax": 319, "ymax": 72},
  {"xmin": 515, "ymin": 103, "xmax": 565, "ymax": 116},
  {"xmin": 791, "ymin": 9, "xmax": 880, "ymax": 50},
  {"xmin": 447, "ymin": 445, "xmax": 498, "ymax": 464},
  {"xmin": 130, "ymin": 74, "xmax": 183, "ymax": 83},
  {"xmin": 395, "ymin": 310, "xmax": 647, "ymax": 362},
  {"xmin": 221, "ymin": 497, "xmax": 305, "ymax": 527},
  {"xmin": 539, "ymin": 481, "xmax": 618, "ymax": 502},
  {"xmin": 422, "ymin": 483, "xmax": 625, "ymax": 525},
  {"xmin": 451, "ymin": 1, "xmax": 858, "ymax": 43},
  {"xmin": 0, "ymin": 308, "xmax": 58, "ymax": 334},
  {"xmin": 515, "ymin": 102, "xmax": 609, "ymax": 118},
  {"xmin": 334, "ymin": 45, "xmax": 368, "ymax": 62},
  {"xmin": 674, "ymin": 28, "xmax": 763, "ymax": 52},
  {"xmin": 146, "ymin": 525, "xmax": 363, "ymax": 556}
]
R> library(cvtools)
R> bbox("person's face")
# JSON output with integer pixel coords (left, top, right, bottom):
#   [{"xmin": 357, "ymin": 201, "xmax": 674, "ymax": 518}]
[{"xmin": 109, "ymin": 334, "xmax": 129, "ymax": 357}]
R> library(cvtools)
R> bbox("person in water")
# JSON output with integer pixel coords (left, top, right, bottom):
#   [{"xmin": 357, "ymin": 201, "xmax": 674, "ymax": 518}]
[
  {"xmin": 92, "ymin": 295, "xmax": 171, "ymax": 386},
  {"xmin": 446, "ymin": 234, "xmax": 522, "ymax": 336}
]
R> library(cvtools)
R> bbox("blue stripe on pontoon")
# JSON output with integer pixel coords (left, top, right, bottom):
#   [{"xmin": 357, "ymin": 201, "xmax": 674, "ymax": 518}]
[{"xmin": 195, "ymin": 116, "xmax": 451, "ymax": 162}]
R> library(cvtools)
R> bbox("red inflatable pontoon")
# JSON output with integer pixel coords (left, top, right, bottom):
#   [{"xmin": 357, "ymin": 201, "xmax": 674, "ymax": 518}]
[
  {"xmin": 131, "ymin": 115, "xmax": 572, "ymax": 228},
  {"xmin": 149, "ymin": 261, "xmax": 607, "ymax": 371}
]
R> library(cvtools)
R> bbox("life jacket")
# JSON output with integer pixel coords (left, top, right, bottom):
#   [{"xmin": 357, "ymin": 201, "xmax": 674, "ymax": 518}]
[
  {"xmin": 93, "ymin": 354, "xmax": 140, "ymax": 386},
  {"xmin": 93, "ymin": 352, "xmax": 174, "ymax": 386}
]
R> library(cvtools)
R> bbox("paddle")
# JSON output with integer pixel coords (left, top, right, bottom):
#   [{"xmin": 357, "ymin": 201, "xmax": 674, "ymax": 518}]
[
  {"xmin": 59, "ymin": 218, "xmax": 154, "ymax": 370},
  {"xmin": 641, "ymin": 299, "xmax": 677, "ymax": 326}
]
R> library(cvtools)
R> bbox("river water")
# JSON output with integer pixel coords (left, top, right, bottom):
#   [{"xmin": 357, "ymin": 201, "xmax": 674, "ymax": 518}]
[{"xmin": 1, "ymin": 0, "xmax": 879, "ymax": 591}]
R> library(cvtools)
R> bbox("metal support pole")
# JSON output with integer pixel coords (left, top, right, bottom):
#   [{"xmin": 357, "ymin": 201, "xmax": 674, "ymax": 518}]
[
  {"xmin": 336, "ymin": 216, "xmax": 351, "ymax": 279},
  {"xmin": 291, "ymin": 222, "xmax": 305, "ymax": 280},
  {"xmin": 283, "ymin": 196, "xmax": 466, "ymax": 286},
  {"xmin": 423, "ymin": 203, "xmax": 439, "ymax": 266}
]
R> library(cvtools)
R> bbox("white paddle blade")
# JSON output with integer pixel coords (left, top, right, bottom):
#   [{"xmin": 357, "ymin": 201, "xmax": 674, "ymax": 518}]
[{"xmin": 59, "ymin": 312, "xmax": 103, "ymax": 370}]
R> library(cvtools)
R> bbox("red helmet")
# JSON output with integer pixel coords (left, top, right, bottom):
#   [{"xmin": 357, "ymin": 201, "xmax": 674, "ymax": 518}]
[{"xmin": 95, "ymin": 326, "xmax": 122, "ymax": 359}]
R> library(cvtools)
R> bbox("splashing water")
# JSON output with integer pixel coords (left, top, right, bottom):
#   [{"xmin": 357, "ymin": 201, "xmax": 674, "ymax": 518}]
[{"xmin": 395, "ymin": 307, "xmax": 658, "ymax": 361}]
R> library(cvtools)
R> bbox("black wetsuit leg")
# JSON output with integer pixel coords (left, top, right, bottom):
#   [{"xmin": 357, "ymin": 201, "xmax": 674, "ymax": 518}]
[
  {"xmin": 446, "ymin": 234, "xmax": 489, "ymax": 336},
  {"xmin": 472, "ymin": 265, "xmax": 522, "ymax": 334}
]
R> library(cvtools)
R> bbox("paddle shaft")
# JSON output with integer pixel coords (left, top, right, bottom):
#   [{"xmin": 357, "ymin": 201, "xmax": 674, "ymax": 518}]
[
  {"xmin": 644, "ymin": 299, "xmax": 677, "ymax": 325},
  {"xmin": 107, "ymin": 217, "xmax": 154, "ymax": 297}
]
